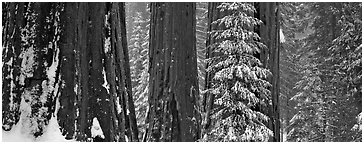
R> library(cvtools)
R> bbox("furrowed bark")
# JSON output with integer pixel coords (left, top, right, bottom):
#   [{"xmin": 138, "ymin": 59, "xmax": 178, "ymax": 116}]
[
  {"xmin": 256, "ymin": 2, "xmax": 280, "ymax": 142},
  {"xmin": 2, "ymin": 2, "xmax": 25, "ymax": 131},
  {"xmin": 145, "ymin": 2, "xmax": 199, "ymax": 142}
]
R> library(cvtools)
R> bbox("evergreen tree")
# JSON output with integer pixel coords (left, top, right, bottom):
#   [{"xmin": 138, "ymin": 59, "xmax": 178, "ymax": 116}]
[
  {"xmin": 128, "ymin": 9, "xmax": 150, "ymax": 140},
  {"xmin": 203, "ymin": 2, "xmax": 272, "ymax": 141},
  {"xmin": 129, "ymin": 12, "xmax": 147, "ymax": 92},
  {"xmin": 288, "ymin": 2, "xmax": 362, "ymax": 142},
  {"xmin": 278, "ymin": 2, "xmax": 302, "ymax": 141}
]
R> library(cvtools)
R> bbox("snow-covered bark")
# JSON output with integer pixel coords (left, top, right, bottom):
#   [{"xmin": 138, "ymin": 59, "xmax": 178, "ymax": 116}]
[
  {"xmin": 3, "ymin": 2, "xmax": 138, "ymax": 142},
  {"xmin": 2, "ymin": 2, "xmax": 63, "ymax": 140},
  {"xmin": 2, "ymin": 3, "xmax": 25, "ymax": 131}
]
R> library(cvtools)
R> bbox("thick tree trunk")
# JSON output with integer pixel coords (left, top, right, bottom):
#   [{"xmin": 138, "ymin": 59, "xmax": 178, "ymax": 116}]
[
  {"xmin": 58, "ymin": 2, "xmax": 138, "ymax": 141},
  {"xmin": 2, "ymin": 2, "xmax": 137, "ymax": 142},
  {"xmin": 2, "ymin": 2, "xmax": 25, "ymax": 131},
  {"xmin": 58, "ymin": 3, "xmax": 78, "ymax": 139},
  {"xmin": 2, "ymin": 2, "xmax": 61, "ymax": 137},
  {"xmin": 256, "ymin": 2, "xmax": 280, "ymax": 142},
  {"xmin": 145, "ymin": 2, "xmax": 199, "ymax": 142}
]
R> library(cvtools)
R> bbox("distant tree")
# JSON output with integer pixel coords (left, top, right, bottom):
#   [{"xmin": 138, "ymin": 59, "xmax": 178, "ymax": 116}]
[
  {"xmin": 128, "ymin": 9, "xmax": 150, "ymax": 140},
  {"xmin": 288, "ymin": 2, "xmax": 362, "ymax": 142},
  {"xmin": 278, "ymin": 2, "xmax": 301, "ymax": 141}
]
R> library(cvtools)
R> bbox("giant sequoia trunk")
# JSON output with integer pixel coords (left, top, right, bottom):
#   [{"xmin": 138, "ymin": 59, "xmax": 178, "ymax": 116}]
[
  {"xmin": 2, "ymin": 2, "xmax": 60, "ymax": 137},
  {"xmin": 2, "ymin": 2, "xmax": 137, "ymax": 142},
  {"xmin": 2, "ymin": 2, "xmax": 25, "ymax": 131},
  {"xmin": 144, "ymin": 2, "xmax": 200, "ymax": 142},
  {"xmin": 58, "ymin": 2, "xmax": 138, "ymax": 141},
  {"xmin": 255, "ymin": 2, "xmax": 280, "ymax": 142}
]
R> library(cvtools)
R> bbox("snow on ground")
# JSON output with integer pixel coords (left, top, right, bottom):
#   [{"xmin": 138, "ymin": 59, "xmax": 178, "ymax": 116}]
[
  {"xmin": 2, "ymin": 96, "xmax": 73, "ymax": 142},
  {"xmin": 2, "ymin": 116, "xmax": 73, "ymax": 142},
  {"xmin": 35, "ymin": 116, "xmax": 73, "ymax": 142},
  {"xmin": 91, "ymin": 117, "xmax": 105, "ymax": 139}
]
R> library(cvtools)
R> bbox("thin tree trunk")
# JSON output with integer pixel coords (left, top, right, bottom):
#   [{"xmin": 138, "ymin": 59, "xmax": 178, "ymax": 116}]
[
  {"xmin": 257, "ymin": 2, "xmax": 280, "ymax": 142},
  {"xmin": 201, "ymin": 2, "xmax": 223, "ymax": 138}
]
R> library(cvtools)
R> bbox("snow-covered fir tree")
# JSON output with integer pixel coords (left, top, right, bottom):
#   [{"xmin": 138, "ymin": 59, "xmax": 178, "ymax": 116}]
[
  {"xmin": 128, "ymin": 10, "xmax": 150, "ymax": 140},
  {"xmin": 203, "ymin": 2, "xmax": 272, "ymax": 142},
  {"xmin": 288, "ymin": 2, "xmax": 362, "ymax": 142}
]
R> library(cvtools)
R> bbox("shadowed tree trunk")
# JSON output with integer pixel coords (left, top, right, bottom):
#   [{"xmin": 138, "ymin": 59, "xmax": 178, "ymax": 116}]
[
  {"xmin": 144, "ymin": 2, "xmax": 199, "ymax": 142},
  {"xmin": 255, "ymin": 2, "xmax": 280, "ymax": 142},
  {"xmin": 201, "ymin": 2, "xmax": 220, "ymax": 138},
  {"xmin": 2, "ymin": 2, "xmax": 25, "ymax": 131},
  {"xmin": 2, "ymin": 2, "xmax": 60, "ymax": 137},
  {"xmin": 55, "ymin": 2, "xmax": 139, "ymax": 142},
  {"xmin": 3, "ymin": 2, "xmax": 137, "ymax": 142}
]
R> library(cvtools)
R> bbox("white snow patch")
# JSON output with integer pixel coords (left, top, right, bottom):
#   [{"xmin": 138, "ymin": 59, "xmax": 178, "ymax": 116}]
[
  {"xmin": 46, "ymin": 46, "xmax": 59, "ymax": 83},
  {"xmin": 104, "ymin": 37, "xmax": 111, "ymax": 53},
  {"xmin": 280, "ymin": 28, "xmax": 286, "ymax": 43},
  {"xmin": 2, "ymin": 98, "xmax": 74, "ymax": 142},
  {"xmin": 125, "ymin": 135, "xmax": 129, "ymax": 142},
  {"xmin": 116, "ymin": 97, "xmax": 122, "ymax": 114},
  {"xmin": 2, "ymin": 118, "xmax": 35, "ymax": 142},
  {"xmin": 6, "ymin": 56, "xmax": 16, "ymax": 111},
  {"xmin": 97, "ymin": 98, "xmax": 102, "ymax": 102},
  {"xmin": 5, "ymin": 54, "xmax": 13, "ymax": 66},
  {"xmin": 91, "ymin": 117, "xmax": 105, "ymax": 139},
  {"xmin": 102, "ymin": 68, "xmax": 110, "ymax": 94},
  {"xmin": 35, "ymin": 116, "xmax": 73, "ymax": 142},
  {"xmin": 19, "ymin": 46, "xmax": 35, "ymax": 85},
  {"xmin": 74, "ymin": 83, "xmax": 78, "ymax": 95},
  {"xmin": 2, "ymin": 93, "xmax": 33, "ymax": 142},
  {"xmin": 40, "ymin": 80, "xmax": 49, "ymax": 104}
]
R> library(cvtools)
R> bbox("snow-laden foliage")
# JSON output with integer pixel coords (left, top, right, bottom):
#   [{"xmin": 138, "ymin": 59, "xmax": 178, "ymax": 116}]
[
  {"xmin": 203, "ymin": 2, "xmax": 272, "ymax": 142},
  {"xmin": 196, "ymin": 2, "xmax": 208, "ymax": 96},
  {"xmin": 128, "ymin": 10, "xmax": 150, "ymax": 139},
  {"xmin": 288, "ymin": 2, "xmax": 362, "ymax": 142}
]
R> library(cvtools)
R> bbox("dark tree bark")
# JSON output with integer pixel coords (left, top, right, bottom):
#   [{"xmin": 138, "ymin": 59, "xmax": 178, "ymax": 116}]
[
  {"xmin": 57, "ymin": 2, "xmax": 138, "ymax": 142},
  {"xmin": 2, "ymin": 2, "xmax": 25, "ymax": 131},
  {"xmin": 28, "ymin": 2, "xmax": 58, "ymax": 137},
  {"xmin": 2, "ymin": 2, "xmax": 61, "ymax": 137},
  {"xmin": 255, "ymin": 2, "xmax": 280, "ymax": 142},
  {"xmin": 144, "ymin": 2, "xmax": 199, "ymax": 142},
  {"xmin": 58, "ymin": 3, "xmax": 78, "ymax": 139},
  {"xmin": 2, "ymin": 2, "xmax": 137, "ymax": 142},
  {"xmin": 110, "ymin": 3, "xmax": 139, "ymax": 141}
]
